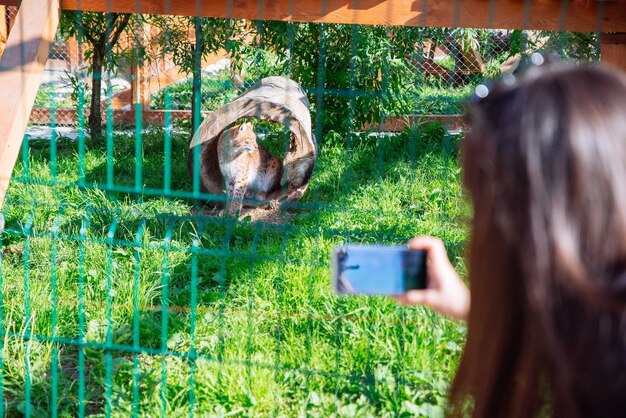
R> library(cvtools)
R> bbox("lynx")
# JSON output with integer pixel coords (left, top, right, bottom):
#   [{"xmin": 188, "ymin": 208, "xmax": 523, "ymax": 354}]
[{"xmin": 218, "ymin": 121, "xmax": 283, "ymax": 216}]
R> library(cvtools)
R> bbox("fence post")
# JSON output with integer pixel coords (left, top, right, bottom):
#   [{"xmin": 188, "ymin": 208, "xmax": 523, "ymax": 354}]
[
  {"xmin": 129, "ymin": 22, "xmax": 151, "ymax": 113},
  {"xmin": 0, "ymin": 0, "xmax": 60, "ymax": 210},
  {"xmin": 601, "ymin": 33, "xmax": 626, "ymax": 74},
  {"xmin": 130, "ymin": 59, "xmax": 151, "ymax": 111}
]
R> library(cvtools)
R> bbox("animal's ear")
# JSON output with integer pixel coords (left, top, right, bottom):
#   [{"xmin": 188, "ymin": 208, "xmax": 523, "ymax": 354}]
[{"xmin": 238, "ymin": 123, "xmax": 247, "ymax": 133}]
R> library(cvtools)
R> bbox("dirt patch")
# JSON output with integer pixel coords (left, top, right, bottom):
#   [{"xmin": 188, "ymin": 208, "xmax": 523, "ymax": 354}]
[{"xmin": 194, "ymin": 203, "xmax": 293, "ymax": 225}]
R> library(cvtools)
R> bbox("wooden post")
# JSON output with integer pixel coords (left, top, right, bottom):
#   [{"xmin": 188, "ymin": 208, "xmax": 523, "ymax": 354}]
[
  {"xmin": 601, "ymin": 33, "xmax": 626, "ymax": 74},
  {"xmin": 139, "ymin": 62, "xmax": 151, "ymax": 110},
  {"xmin": 130, "ymin": 64, "xmax": 151, "ymax": 110},
  {"xmin": 129, "ymin": 23, "xmax": 151, "ymax": 111},
  {"xmin": 0, "ymin": 0, "xmax": 60, "ymax": 210}
]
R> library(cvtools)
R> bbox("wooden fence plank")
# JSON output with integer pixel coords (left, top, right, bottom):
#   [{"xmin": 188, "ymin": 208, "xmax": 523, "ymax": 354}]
[
  {"xmin": 0, "ymin": 0, "xmax": 60, "ymax": 209},
  {"xmin": 54, "ymin": 0, "xmax": 626, "ymax": 32}
]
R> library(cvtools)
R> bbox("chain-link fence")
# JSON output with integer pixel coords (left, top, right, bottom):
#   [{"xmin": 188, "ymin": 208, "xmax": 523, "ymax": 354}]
[
  {"xmin": 0, "ymin": 1, "xmax": 615, "ymax": 416},
  {"xmin": 22, "ymin": 15, "xmax": 599, "ymax": 131}
]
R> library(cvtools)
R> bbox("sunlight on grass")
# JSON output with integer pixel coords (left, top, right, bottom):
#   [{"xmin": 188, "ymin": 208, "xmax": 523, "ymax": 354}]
[{"xmin": 0, "ymin": 124, "xmax": 468, "ymax": 416}]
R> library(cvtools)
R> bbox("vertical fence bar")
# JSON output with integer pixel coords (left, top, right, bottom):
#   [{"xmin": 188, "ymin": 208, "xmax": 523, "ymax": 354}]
[
  {"xmin": 272, "ymin": 231, "xmax": 290, "ymax": 416},
  {"xmin": 314, "ymin": 23, "xmax": 327, "ymax": 152},
  {"xmin": 76, "ymin": 11, "xmax": 86, "ymax": 188},
  {"xmin": 217, "ymin": 220, "xmax": 234, "ymax": 388},
  {"xmin": 188, "ymin": 222, "xmax": 202, "ymax": 417},
  {"xmin": 132, "ymin": 220, "xmax": 145, "ymax": 418},
  {"xmin": 77, "ymin": 213, "xmax": 90, "ymax": 417},
  {"xmin": 105, "ymin": 10, "xmax": 115, "ymax": 190},
  {"xmin": 160, "ymin": 4, "xmax": 174, "ymax": 416},
  {"xmin": 163, "ymin": 93, "xmax": 172, "ymax": 194},
  {"xmin": 50, "ymin": 103, "xmax": 57, "ymax": 180},
  {"xmin": 106, "ymin": 88, "xmax": 114, "ymax": 189},
  {"xmin": 191, "ymin": 15, "xmax": 203, "ymax": 207},
  {"xmin": 160, "ymin": 219, "xmax": 175, "ymax": 418},
  {"xmin": 104, "ymin": 217, "xmax": 118, "ymax": 418},
  {"xmin": 134, "ymin": 99, "xmax": 143, "ymax": 196},
  {"xmin": 245, "ymin": 223, "xmax": 262, "ymax": 388},
  {"xmin": 49, "ymin": 208, "xmax": 65, "ymax": 418},
  {"xmin": 22, "ymin": 210, "xmax": 34, "ymax": 418}
]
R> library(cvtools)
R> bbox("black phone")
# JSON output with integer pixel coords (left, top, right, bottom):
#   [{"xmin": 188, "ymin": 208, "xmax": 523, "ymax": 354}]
[{"xmin": 332, "ymin": 245, "xmax": 427, "ymax": 295}]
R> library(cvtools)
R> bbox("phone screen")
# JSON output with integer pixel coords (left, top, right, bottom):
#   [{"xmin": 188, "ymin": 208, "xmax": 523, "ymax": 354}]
[{"xmin": 332, "ymin": 245, "xmax": 427, "ymax": 295}]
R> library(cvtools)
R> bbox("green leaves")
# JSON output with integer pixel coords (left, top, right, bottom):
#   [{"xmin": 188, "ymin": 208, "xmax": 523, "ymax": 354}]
[{"xmin": 151, "ymin": 17, "xmax": 247, "ymax": 76}]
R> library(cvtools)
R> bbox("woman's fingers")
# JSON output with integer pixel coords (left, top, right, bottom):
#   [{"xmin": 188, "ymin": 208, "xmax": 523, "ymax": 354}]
[
  {"xmin": 408, "ymin": 236, "xmax": 451, "ymax": 267},
  {"xmin": 394, "ymin": 236, "xmax": 470, "ymax": 321}
]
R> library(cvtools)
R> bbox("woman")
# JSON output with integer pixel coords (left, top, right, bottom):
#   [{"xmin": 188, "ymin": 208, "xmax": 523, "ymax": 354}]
[{"xmin": 396, "ymin": 64, "xmax": 626, "ymax": 417}]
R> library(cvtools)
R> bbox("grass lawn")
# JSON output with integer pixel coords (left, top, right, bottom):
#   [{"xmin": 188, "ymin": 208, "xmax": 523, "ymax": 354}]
[{"xmin": 0, "ymin": 122, "xmax": 468, "ymax": 417}]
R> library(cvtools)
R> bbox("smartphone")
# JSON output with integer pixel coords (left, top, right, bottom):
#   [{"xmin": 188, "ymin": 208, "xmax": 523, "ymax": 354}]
[{"xmin": 332, "ymin": 245, "xmax": 427, "ymax": 295}]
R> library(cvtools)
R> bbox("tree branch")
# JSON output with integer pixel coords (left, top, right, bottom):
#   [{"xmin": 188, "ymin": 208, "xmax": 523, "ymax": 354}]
[
  {"xmin": 109, "ymin": 13, "xmax": 131, "ymax": 48},
  {"xmin": 102, "ymin": 12, "xmax": 120, "ymax": 51},
  {"xmin": 82, "ymin": 27, "xmax": 98, "ymax": 45}
]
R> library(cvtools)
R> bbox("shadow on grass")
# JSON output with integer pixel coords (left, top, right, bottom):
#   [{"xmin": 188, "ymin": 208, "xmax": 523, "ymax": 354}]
[{"xmin": 1, "ymin": 122, "xmax": 466, "ymax": 415}]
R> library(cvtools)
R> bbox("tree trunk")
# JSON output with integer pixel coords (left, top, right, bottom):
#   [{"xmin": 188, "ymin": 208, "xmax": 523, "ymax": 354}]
[{"xmin": 89, "ymin": 47, "xmax": 104, "ymax": 141}]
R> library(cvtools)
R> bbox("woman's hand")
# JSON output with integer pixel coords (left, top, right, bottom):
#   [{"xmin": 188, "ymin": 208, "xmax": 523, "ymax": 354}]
[{"xmin": 394, "ymin": 236, "xmax": 470, "ymax": 321}]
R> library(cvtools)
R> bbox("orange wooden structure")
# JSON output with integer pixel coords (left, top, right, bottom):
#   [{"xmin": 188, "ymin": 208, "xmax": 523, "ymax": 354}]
[
  {"xmin": 0, "ymin": 0, "xmax": 625, "ymax": 210},
  {"xmin": 0, "ymin": 0, "xmax": 60, "ymax": 209},
  {"xmin": 54, "ymin": 0, "xmax": 626, "ymax": 32}
]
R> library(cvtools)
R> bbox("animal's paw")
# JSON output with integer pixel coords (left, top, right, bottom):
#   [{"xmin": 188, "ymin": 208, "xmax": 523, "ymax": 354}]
[
  {"xmin": 288, "ymin": 188, "xmax": 304, "ymax": 201},
  {"xmin": 269, "ymin": 200, "xmax": 281, "ymax": 211}
]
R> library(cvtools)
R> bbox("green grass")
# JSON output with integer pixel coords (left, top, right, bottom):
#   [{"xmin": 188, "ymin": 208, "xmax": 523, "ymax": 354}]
[
  {"xmin": 410, "ymin": 83, "xmax": 474, "ymax": 115},
  {"xmin": 0, "ymin": 123, "xmax": 468, "ymax": 416},
  {"xmin": 150, "ymin": 71, "xmax": 239, "ymax": 112}
]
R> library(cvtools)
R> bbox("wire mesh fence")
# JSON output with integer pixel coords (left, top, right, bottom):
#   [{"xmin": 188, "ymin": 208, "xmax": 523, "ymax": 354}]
[
  {"xmin": 24, "ymin": 15, "xmax": 600, "ymax": 129},
  {"xmin": 0, "ymin": 0, "xmax": 616, "ymax": 416}
]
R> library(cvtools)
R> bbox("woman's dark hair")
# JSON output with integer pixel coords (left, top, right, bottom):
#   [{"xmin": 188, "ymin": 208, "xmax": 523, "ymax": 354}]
[{"xmin": 454, "ymin": 64, "xmax": 626, "ymax": 417}]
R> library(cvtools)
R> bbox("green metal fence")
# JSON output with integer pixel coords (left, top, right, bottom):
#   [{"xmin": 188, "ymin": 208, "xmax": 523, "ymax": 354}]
[{"xmin": 0, "ymin": 1, "xmax": 606, "ymax": 416}]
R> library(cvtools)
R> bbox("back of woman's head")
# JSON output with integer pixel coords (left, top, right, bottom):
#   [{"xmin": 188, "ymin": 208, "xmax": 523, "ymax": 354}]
[{"xmin": 455, "ymin": 64, "xmax": 626, "ymax": 417}]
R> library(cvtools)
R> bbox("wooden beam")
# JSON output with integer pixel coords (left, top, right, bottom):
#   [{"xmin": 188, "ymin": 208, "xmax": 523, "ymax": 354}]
[
  {"xmin": 54, "ymin": 0, "xmax": 626, "ymax": 32},
  {"xmin": 0, "ymin": 0, "xmax": 60, "ymax": 209},
  {"xmin": 601, "ymin": 32, "xmax": 626, "ymax": 73}
]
